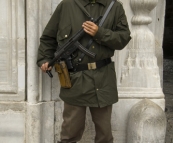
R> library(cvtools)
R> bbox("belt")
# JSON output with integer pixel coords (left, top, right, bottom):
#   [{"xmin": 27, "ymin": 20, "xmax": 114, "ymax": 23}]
[{"xmin": 69, "ymin": 58, "xmax": 112, "ymax": 72}]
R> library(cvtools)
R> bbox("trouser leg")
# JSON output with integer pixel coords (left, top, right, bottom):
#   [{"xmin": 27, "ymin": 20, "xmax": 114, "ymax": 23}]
[
  {"xmin": 89, "ymin": 105, "xmax": 113, "ymax": 143},
  {"xmin": 60, "ymin": 102, "xmax": 86, "ymax": 143}
]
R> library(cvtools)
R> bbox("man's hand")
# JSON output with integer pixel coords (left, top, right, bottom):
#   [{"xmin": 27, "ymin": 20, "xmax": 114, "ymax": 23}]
[
  {"xmin": 40, "ymin": 62, "xmax": 52, "ymax": 72},
  {"xmin": 82, "ymin": 21, "xmax": 98, "ymax": 36}
]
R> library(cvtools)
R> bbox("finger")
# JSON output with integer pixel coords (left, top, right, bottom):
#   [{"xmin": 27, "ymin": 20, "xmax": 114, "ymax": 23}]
[
  {"xmin": 83, "ymin": 23, "xmax": 98, "ymax": 35},
  {"xmin": 85, "ymin": 21, "xmax": 96, "ymax": 26},
  {"xmin": 40, "ymin": 62, "xmax": 49, "ymax": 72},
  {"xmin": 44, "ymin": 62, "xmax": 49, "ymax": 71},
  {"xmin": 83, "ymin": 28, "xmax": 95, "ymax": 36},
  {"xmin": 83, "ymin": 25, "xmax": 98, "ymax": 36},
  {"xmin": 40, "ymin": 66, "xmax": 46, "ymax": 72},
  {"xmin": 85, "ymin": 21, "xmax": 98, "ymax": 30},
  {"xmin": 48, "ymin": 66, "xmax": 52, "ymax": 71},
  {"xmin": 83, "ymin": 28, "xmax": 94, "ymax": 34},
  {"xmin": 83, "ymin": 25, "xmax": 95, "ymax": 33},
  {"xmin": 83, "ymin": 22, "xmax": 96, "ymax": 29},
  {"xmin": 44, "ymin": 62, "xmax": 52, "ymax": 71},
  {"xmin": 84, "ymin": 27, "xmax": 96, "ymax": 32}
]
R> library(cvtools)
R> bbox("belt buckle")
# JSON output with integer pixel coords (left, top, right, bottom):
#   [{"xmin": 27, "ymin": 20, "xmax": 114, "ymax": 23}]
[{"xmin": 88, "ymin": 62, "xmax": 96, "ymax": 70}]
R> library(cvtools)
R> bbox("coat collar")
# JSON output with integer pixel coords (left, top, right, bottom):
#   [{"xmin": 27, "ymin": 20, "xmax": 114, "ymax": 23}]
[
  {"xmin": 74, "ymin": 0, "xmax": 108, "ymax": 18},
  {"xmin": 74, "ymin": 0, "xmax": 91, "ymax": 17}
]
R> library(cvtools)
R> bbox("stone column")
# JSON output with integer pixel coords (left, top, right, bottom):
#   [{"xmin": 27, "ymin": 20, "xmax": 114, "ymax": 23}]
[
  {"xmin": 26, "ymin": 0, "xmax": 55, "ymax": 143},
  {"xmin": 27, "ymin": 0, "xmax": 40, "ymax": 104},
  {"xmin": 120, "ymin": 0, "xmax": 162, "ymax": 91},
  {"xmin": 109, "ymin": 0, "xmax": 166, "ymax": 142}
]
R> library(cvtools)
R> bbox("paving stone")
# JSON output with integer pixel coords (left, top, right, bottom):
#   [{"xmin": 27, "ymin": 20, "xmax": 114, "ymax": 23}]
[{"xmin": 164, "ymin": 59, "xmax": 173, "ymax": 143}]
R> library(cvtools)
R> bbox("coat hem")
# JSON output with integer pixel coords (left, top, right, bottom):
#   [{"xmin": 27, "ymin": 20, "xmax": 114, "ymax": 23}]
[{"xmin": 60, "ymin": 97, "xmax": 119, "ymax": 108}]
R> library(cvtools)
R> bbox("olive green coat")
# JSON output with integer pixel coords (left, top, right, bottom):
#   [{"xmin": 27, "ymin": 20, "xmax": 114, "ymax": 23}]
[{"xmin": 37, "ymin": 0, "xmax": 131, "ymax": 107}]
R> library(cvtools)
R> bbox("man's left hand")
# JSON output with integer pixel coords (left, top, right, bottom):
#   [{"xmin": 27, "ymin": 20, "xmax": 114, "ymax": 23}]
[{"xmin": 82, "ymin": 21, "xmax": 98, "ymax": 36}]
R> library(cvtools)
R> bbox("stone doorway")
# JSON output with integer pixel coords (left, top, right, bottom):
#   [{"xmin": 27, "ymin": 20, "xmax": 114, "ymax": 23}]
[
  {"xmin": 163, "ymin": 0, "xmax": 173, "ymax": 142},
  {"xmin": 163, "ymin": 0, "xmax": 173, "ymax": 59}
]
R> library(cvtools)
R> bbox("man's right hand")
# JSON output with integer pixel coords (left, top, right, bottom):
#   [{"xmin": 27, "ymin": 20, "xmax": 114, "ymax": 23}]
[
  {"xmin": 40, "ymin": 62, "xmax": 52, "ymax": 72},
  {"xmin": 82, "ymin": 21, "xmax": 98, "ymax": 36}
]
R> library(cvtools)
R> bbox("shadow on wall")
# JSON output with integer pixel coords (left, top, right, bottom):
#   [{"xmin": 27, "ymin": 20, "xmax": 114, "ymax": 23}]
[{"xmin": 163, "ymin": 0, "xmax": 173, "ymax": 59}]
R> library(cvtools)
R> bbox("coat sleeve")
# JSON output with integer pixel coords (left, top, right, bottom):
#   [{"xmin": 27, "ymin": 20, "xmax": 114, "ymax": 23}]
[
  {"xmin": 37, "ymin": 2, "xmax": 63, "ymax": 67},
  {"xmin": 93, "ymin": 3, "xmax": 131, "ymax": 50}
]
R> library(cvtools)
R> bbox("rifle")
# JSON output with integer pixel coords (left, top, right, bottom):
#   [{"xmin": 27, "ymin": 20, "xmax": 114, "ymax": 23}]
[{"xmin": 46, "ymin": 16, "xmax": 102, "ymax": 78}]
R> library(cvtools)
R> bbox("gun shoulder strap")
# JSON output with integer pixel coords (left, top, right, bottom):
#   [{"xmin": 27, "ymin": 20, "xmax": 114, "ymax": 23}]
[
  {"xmin": 78, "ymin": 0, "xmax": 116, "ymax": 62},
  {"xmin": 99, "ymin": 0, "xmax": 116, "ymax": 27}
]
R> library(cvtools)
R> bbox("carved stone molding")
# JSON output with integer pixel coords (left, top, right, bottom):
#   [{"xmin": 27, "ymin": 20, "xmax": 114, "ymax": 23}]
[
  {"xmin": 120, "ymin": 0, "xmax": 161, "ymax": 90},
  {"xmin": 130, "ymin": 0, "xmax": 158, "ymax": 25},
  {"xmin": 0, "ymin": 0, "xmax": 25, "ymax": 101}
]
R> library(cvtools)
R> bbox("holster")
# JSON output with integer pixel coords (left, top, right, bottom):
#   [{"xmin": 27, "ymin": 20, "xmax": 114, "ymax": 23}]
[{"xmin": 54, "ymin": 61, "xmax": 72, "ymax": 88}]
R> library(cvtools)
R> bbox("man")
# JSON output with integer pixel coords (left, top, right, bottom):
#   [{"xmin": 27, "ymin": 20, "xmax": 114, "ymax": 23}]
[{"xmin": 37, "ymin": 0, "xmax": 131, "ymax": 142}]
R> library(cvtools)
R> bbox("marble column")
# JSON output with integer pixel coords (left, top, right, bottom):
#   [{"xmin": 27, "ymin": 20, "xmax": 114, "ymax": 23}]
[
  {"xmin": 26, "ymin": 0, "xmax": 55, "ymax": 143},
  {"xmin": 110, "ymin": 0, "xmax": 166, "ymax": 142},
  {"xmin": 27, "ymin": 0, "xmax": 40, "ymax": 104},
  {"xmin": 120, "ymin": 0, "xmax": 163, "ymax": 94}
]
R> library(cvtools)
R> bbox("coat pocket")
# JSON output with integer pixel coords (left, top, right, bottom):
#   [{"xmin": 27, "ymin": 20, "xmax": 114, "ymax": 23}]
[{"xmin": 57, "ymin": 24, "xmax": 72, "ymax": 41}]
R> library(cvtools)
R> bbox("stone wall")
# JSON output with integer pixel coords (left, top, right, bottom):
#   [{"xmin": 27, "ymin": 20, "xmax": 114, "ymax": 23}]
[{"xmin": 0, "ymin": 0, "xmax": 25, "ymax": 142}]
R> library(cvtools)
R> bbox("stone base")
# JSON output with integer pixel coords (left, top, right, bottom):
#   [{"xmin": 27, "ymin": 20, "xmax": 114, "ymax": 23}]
[
  {"xmin": 0, "ymin": 102, "xmax": 26, "ymax": 143},
  {"xmin": 26, "ymin": 102, "xmax": 54, "ymax": 143},
  {"xmin": 0, "ymin": 99, "xmax": 165, "ymax": 143},
  {"xmin": 76, "ymin": 98, "xmax": 165, "ymax": 143}
]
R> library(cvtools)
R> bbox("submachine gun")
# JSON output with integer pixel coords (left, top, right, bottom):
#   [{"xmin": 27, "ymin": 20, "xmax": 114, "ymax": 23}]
[{"xmin": 46, "ymin": 16, "xmax": 102, "ymax": 78}]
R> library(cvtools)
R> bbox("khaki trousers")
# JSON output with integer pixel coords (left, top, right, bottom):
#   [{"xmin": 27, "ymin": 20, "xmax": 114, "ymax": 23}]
[{"xmin": 60, "ymin": 102, "xmax": 113, "ymax": 143}]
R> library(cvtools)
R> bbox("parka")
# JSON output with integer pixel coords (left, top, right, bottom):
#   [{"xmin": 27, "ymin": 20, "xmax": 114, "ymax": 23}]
[{"xmin": 37, "ymin": 0, "xmax": 131, "ymax": 107}]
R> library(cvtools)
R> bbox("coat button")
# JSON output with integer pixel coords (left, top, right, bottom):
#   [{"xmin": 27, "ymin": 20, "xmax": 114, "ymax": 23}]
[
  {"xmin": 92, "ymin": 46, "xmax": 95, "ymax": 49},
  {"xmin": 65, "ymin": 35, "xmax": 68, "ymax": 38}
]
